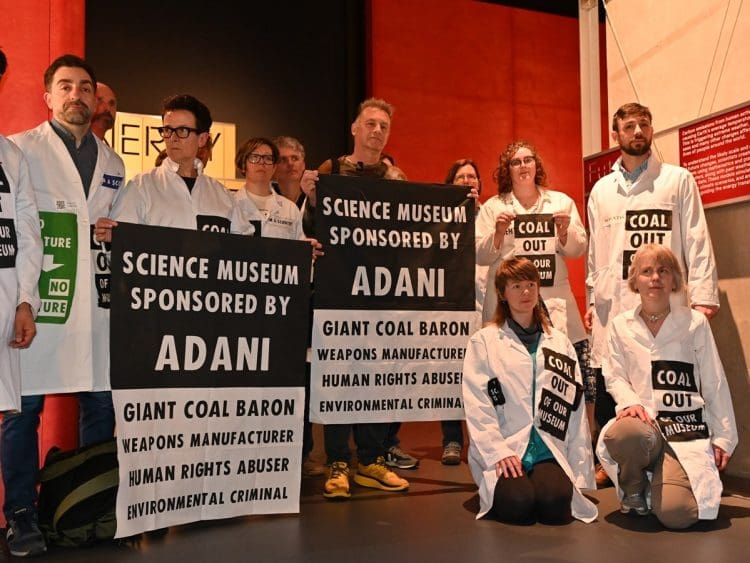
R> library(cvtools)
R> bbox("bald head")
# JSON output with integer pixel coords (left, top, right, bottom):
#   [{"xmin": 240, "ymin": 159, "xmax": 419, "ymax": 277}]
[{"xmin": 91, "ymin": 82, "xmax": 117, "ymax": 139}]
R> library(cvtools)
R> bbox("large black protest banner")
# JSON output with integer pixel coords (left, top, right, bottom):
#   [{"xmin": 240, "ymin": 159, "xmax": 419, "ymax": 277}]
[
  {"xmin": 310, "ymin": 175, "xmax": 475, "ymax": 423},
  {"xmin": 110, "ymin": 224, "xmax": 310, "ymax": 537}
]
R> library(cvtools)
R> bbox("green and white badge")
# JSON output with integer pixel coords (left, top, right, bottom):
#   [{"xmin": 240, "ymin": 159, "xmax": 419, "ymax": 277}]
[{"xmin": 37, "ymin": 211, "xmax": 77, "ymax": 324}]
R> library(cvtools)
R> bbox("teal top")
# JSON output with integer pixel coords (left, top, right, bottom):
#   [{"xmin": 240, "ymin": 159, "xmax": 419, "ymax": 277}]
[{"xmin": 507, "ymin": 319, "xmax": 554, "ymax": 473}]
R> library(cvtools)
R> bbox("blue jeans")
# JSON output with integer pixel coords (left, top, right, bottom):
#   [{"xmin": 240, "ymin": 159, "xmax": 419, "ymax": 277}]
[
  {"xmin": 1, "ymin": 391, "xmax": 115, "ymax": 520},
  {"xmin": 384, "ymin": 422, "xmax": 401, "ymax": 449},
  {"xmin": 324, "ymin": 423, "xmax": 388, "ymax": 466},
  {"xmin": 441, "ymin": 420, "xmax": 463, "ymax": 447}
]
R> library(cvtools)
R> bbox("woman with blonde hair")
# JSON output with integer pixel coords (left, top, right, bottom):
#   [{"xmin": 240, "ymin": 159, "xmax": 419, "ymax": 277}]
[{"xmin": 597, "ymin": 244, "xmax": 737, "ymax": 528}]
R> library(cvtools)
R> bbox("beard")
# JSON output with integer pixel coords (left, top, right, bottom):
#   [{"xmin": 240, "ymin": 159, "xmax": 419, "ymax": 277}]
[
  {"xmin": 61, "ymin": 101, "xmax": 92, "ymax": 126},
  {"xmin": 620, "ymin": 137, "xmax": 651, "ymax": 156}
]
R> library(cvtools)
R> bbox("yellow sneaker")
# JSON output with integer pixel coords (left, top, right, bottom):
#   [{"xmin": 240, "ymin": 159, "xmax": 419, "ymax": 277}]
[
  {"xmin": 354, "ymin": 456, "xmax": 409, "ymax": 492},
  {"xmin": 323, "ymin": 461, "xmax": 351, "ymax": 499}
]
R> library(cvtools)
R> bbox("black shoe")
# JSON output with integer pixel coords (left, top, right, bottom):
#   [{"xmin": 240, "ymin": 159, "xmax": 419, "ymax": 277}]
[{"xmin": 6, "ymin": 508, "xmax": 46, "ymax": 557}]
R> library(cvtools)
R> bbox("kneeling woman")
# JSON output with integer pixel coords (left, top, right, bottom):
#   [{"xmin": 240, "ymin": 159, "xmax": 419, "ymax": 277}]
[
  {"xmin": 463, "ymin": 257, "xmax": 597, "ymax": 524},
  {"xmin": 597, "ymin": 244, "xmax": 737, "ymax": 529}
]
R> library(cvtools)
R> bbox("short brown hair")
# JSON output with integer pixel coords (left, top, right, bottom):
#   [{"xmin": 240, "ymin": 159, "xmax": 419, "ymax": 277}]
[
  {"xmin": 493, "ymin": 140, "xmax": 548, "ymax": 195},
  {"xmin": 627, "ymin": 244, "xmax": 684, "ymax": 293},
  {"xmin": 612, "ymin": 102, "xmax": 653, "ymax": 132},
  {"xmin": 356, "ymin": 97, "xmax": 394, "ymax": 121},
  {"xmin": 235, "ymin": 137, "xmax": 279, "ymax": 175},
  {"xmin": 274, "ymin": 136, "xmax": 305, "ymax": 159},
  {"xmin": 493, "ymin": 257, "xmax": 552, "ymax": 332},
  {"xmin": 44, "ymin": 54, "xmax": 97, "ymax": 92}
]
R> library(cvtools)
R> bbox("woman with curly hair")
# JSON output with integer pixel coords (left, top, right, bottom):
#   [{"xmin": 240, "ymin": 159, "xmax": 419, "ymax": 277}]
[{"xmin": 475, "ymin": 141, "xmax": 595, "ymax": 437}]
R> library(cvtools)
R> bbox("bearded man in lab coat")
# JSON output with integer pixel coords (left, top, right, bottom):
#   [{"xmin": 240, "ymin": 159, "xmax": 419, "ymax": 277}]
[
  {"xmin": 3, "ymin": 54, "xmax": 125, "ymax": 557},
  {"xmin": 584, "ymin": 103, "xmax": 719, "ymax": 458}
]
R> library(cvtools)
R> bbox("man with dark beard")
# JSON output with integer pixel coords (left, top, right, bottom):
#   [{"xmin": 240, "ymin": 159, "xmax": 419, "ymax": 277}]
[
  {"xmin": 5, "ymin": 55, "xmax": 124, "ymax": 557},
  {"xmin": 90, "ymin": 82, "xmax": 117, "ymax": 141},
  {"xmin": 583, "ymin": 103, "xmax": 719, "ymax": 485}
]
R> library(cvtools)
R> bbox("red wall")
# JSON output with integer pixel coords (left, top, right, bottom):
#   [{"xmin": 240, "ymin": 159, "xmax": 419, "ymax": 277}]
[
  {"xmin": 368, "ymin": 0, "xmax": 586, "ymax": 312},
  {"xmin": 0, "ymin": 0, "xmax": 85, "ymax": 525},
  {"xmin": 0, "ymin": 0, "xmax": 85, "ymax": 135}
]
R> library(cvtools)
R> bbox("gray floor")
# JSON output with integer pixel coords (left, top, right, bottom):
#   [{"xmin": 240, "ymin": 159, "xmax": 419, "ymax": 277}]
[{"xmin": 9, "ymin": 422, "xmax": 750, "ymax": 562}]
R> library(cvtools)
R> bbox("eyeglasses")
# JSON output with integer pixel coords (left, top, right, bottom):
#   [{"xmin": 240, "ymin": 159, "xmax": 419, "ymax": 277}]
[
  {"xmin": 247, "ymin": 153, "xmax": 275, "ymax": 165},
  {"xmin": 509, "ymin": 156, "xmax": 535, "ymax": 168},
  {"xmin": 454, "ymin": 173, "xmax": 478, "ymax": 182},
  {"xmin": 156, "ymin": 126, "xmax": 200, "ymax": 139}
]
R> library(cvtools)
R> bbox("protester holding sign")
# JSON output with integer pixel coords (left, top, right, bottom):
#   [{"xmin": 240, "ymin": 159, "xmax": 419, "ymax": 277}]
[
  {"xmin": 97, "ymin": 94, "xmax": 234, "ymax": 237},
  {"xmin": 585, "ymin": 103, "xmax": 720, "ymax": 485},
  {"xmin": 596, "ymin": 244, "xmax": 736, "ymax": 528},
  {"xmin": 300, "ymin": 98, "xmax": 413, "ymax": 496},
  {"xmin": 231, "ymin": 137, "xmax": 306, "ymax": 241},
  {"xmin": 5, "ymin": 54, "xmax": 125, "ymax": 558},
  {"xmin": 231, "ymin": 135, "xmax": 323, "ymax": 477},
  {"xmin": 475, "ymin": 142, "xmax": 594, "ymax": 425},
  {"xmin": 438, "ymin": 158, "xmax": 486, "ymax": 466},
  {"xmin": 463, "ymin": 257, "xmax": 596, "ymax": 524}
]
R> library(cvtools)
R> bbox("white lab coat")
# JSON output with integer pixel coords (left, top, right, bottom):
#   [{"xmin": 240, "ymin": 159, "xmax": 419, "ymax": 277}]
[
  {"xmin": 231, "ymin": 187, "xmax": 305, "ymax": 240},
  {"xmin": 110, "ymin": 158, "xmax": 234, "ymax": 232},
  {"xmin": 596, "ymin": 305, "xmax": 737, "ymax": 519},
  {"xmin": 0, "ymin": 137, "xmax": 43, "ymax": 410},
  {"xmin": 10, "ymin": 122, "xmax": 125, "ymax": 393},
  {"xmin": 586, "ymin": 155, "xmax": 718, "ymax": 366},
  {"xmin": 463, "ymin": 323, "xmax": 597, "ymax": 522},
  {"xmin": 476, "ymin": 189, "xmax": 587, "ymax": 343}
]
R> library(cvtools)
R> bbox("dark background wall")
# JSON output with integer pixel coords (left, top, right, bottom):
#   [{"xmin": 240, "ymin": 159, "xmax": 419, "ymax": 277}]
[
  {"xmin": 85, "ymin": 1, "xmax": 365, "ymax": 169},
  {"xmin": 87, "ymin": 0, "xmax": 586, "ymax": 309}
]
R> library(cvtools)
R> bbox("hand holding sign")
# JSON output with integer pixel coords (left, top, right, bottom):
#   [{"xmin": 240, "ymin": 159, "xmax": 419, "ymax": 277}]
[
  {"xmin": 493, "ymin": 210, "xmax": 516, "ymax": 249},
  {"xmin": 306, "ymin": 237, "xmax": 324, "ymax": 260},
  {"xmin": 552, "ymin": 211, "xmax": 570, "ymax": 245},
  {"xmin": 95, "ymin": 217, "xmax": 118, "ymax": 243},
  {"xmin": 301, "ymin": 170, "xmax": 319, "ymax": 207}
]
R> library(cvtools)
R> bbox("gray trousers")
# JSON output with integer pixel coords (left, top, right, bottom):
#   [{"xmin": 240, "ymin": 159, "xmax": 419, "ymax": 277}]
[{"xmin": 604, "ymin": 417, "xmax": 699, "ymax": 529}]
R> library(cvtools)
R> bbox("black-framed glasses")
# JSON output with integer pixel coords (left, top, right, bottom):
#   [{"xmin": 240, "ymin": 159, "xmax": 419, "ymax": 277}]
[
  {"xmin": 247, "ymin": 153, "xmax": 275, "ymax": 165},
  {"xmin": 509, "ymin": 156, "xmax": 535, "ymax": 168},
  {"xmin": 156, "ymin": 126, "xmax": 200, "ymax": 139}
]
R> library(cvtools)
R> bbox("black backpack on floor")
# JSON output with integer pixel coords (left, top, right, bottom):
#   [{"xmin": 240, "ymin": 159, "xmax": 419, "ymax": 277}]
[{"xmin": 37, "ymin": 438, "xmax": 119, "ymax": 547}]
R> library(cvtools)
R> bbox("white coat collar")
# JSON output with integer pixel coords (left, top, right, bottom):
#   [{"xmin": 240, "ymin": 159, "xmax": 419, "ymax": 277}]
[
  {"xmin": 623, "ymin": 304, "xmax": 691, "ymax": 345},
  {"xmin": 500, "ymin": 186, "xmax": 552, "ymax": 210},
  {"xmin": 496, "ymin": 321, "xmax": 546, "ymax": 356},
  {"xmin": 610, "ymin": 153, "xmax": 662, "ymax": 194},
  {"xmin": 162, "ymin": 156, "xmax": 204, "ymax": 176}
]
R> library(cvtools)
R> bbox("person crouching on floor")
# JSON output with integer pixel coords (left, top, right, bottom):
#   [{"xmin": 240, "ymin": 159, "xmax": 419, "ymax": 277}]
[{"xmin": 596, "ymin": 244, "xmax": 737, "ymax": 529}]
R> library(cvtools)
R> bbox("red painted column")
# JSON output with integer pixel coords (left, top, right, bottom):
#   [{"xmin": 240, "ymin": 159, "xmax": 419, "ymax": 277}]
[
  {"xmin": 0, "ymin": 0, "xmax": 85, "ymax": 525},
  {"xmin": 368, "ymin": 0, "xmax": 586, "ymax": 312}
]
